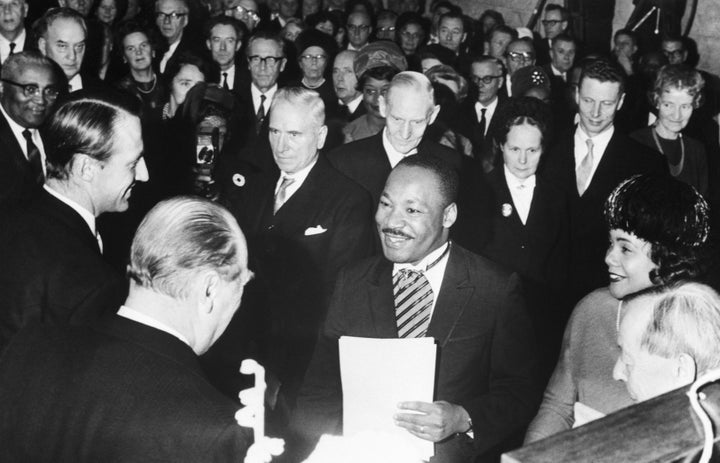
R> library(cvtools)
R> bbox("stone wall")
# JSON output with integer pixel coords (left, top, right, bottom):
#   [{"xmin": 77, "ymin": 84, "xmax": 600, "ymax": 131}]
[{"xmin": 452, "ymin": 0, "xmax": 720, "ymax": 76}]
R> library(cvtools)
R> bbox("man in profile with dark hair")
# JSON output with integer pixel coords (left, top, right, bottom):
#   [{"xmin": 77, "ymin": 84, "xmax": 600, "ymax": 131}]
[
  {"xmin": 542, "ymin": 59, "xmax": 666, "ymax": 304},
  {"xmin": 0, "ymin": 51, "xmax": 65, "ymax": 206},
  {"xmin": 0, "ymin": 197, "xmax": 255, "ymax": 461},
  {"xmin": 296, "ymin": 155, "xmax": 540, "ymax": 463},
  {"xmin": 0, "ymin": 90, "xmax": 149, "ymax": 351}
]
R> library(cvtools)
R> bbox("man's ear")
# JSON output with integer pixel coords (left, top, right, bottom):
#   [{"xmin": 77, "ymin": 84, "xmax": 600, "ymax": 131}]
[
  {"xmin": 38, "ymin": 37, "xmax": 48, "ymax": 56},
  {"xmin": 428, "ymin": 104, "xmax": 441, "ymax": 125},
  {"xmin": 617, "ymin": 91, "xmax": 626, "ymax": 111},
  {"xmin": 235, "ymin": 40, "xmax": 242, "ymax": 52},
  {"xmin": 75, "ymin": 154, "xmax": 97, "ymax": 182},
  {"xmin": 200, "ymin": 271, "xmax": 221, "ymax": 314},
  {"xmin": 317, "ymin": 124, "xmax": 328, "ymax": 150},
  {"xmin": 206, "ymin": 39, "xmax": 212, "ymax": 51},
  {"xmin": 677, "ymin": 353, "xmax": 698, "ymax": 384},
  {"xmin": 442, "ymin": 202, "xmax": 457, "ymax": 228},
  {"xmin": 279, "ymin": 57, "xmax": 287, "ymax": 72}
]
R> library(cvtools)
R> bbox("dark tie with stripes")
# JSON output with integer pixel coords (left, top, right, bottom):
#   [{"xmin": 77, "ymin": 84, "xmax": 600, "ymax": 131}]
[{"xmin": 393, "ymin": 269, "xmax": 433, "ymax": 338}]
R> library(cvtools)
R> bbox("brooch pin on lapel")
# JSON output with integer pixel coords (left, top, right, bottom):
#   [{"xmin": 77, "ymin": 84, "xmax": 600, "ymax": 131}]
[
  {"xmin": 501, "ymin": 203, "xmax": 513, "ymax": 217},
  {"xmin": 232, "ymin": 173, "xmax": 246, "ymax": 187}
]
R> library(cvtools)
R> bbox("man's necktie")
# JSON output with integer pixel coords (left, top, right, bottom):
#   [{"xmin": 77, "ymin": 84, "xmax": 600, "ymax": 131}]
[
  {"xmin": 256, "ymin": 94, "xmax": 266, "ymax": 134},
  {"xmin": 9, "ymin": 42, "xmax": 16, "ymax": 55},
  {"xmin": 222, "ymin": 72, "xmax": 229, "ymax": 90},
  {"xmin": 273, "ymin": 176, "xmax": 295, "ymax": 214},
  {"xmin": 22, "ymin": 129, "xmax": 44, "ymax": 183},
  {"xmin": 95, "ymin": 230, "xmax": 104, "ymax": 253},
  {"xmin": 393, "ymin": 269, "xmax": 433, "ymax": 338},
  {"xmin": 478, "ymin": 107, "xmax": 487, "ymax": 141},
  {"xmin": 337, "ymin": 104, "xmax": 350, "ymax": 120},
  {"xmin": 576, "ymin": 138, "xmax": 594, "ymax": 196}
]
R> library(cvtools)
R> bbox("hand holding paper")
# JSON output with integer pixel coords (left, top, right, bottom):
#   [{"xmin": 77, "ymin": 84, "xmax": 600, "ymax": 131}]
[{"xmin": 394, "ymin": 400, "xmax": 471, "ymax": 442}]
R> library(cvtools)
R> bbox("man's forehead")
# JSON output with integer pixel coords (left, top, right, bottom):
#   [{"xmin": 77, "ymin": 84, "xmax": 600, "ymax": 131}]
[
  {"xmin": 249, "ymin": 38, "xmax": 281, "ymax": 54},
  {"xmin": 211, "ymin": 24, "xmax": 238, "ymax": 38},
  {"xmin": 348, "ymin": 13, "xmax": 370, "ymax": 25},
  {"xmin": 0, "ymin": 0, "xmax": 26, "ymax": 6},
  {"xmin": 11, "ymin": 64, "xmax": 56, "ymax": 84},
  {"xmin": 663, "ymin": 40, "xmax": 683, "ymax": 51},
  {"xmin": 334, "ymin": 53, "xmax": 354, "ymax": 68},
  {"xmin": 545, "ymin": 10, "xmax": 563, "ymax": 21},
  {"xmin": 157, "ymin": 0, "xmax": 188, "ymax": 11},
  {"xmin": 440, "ymin": 17, "xmax": 463, "ymax": 30},
  {"xmin": 554, "ymin": 40, "xmax": 575, "ymax": 51},
  {"xmin": 508, "ymin": 41, "xmax": 532, "ymax": 53},
  {"xmin": 47, "ymin": 17, "xmax": 86, "ymax": 38},
  {"xmin": 473, "ymin": 61, "xmax": 499, "ymax": 75}
]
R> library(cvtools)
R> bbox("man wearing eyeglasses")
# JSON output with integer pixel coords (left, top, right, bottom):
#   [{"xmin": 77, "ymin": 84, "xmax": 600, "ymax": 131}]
[
  {"xmin": 535, "ymin": 4, "xmax": 569, "ymax": 66},
  {"xmin": 0, "ymin": 0, "xmax": 35, "ymax": 68},
  {"xmin": 0, "ymin": 51, "xmax": 64, "ymax": 207},
  {"xmin": 504, "ymin": 38, "xmax": 535, "ymax": 97},
  {"xmin": 224, "ymin": 0, "xmax": 260, "ymax": 33},
  {"xmin": 154, "ymin": 0, "xmax": 204, "ymax": 75},
  {"xmin": 346, "ymin": 11, "xmax": 371, "ymax": 52},
  {"xmin": 454, "ymin": 55, "xmax": 506, "ymax": 173}
]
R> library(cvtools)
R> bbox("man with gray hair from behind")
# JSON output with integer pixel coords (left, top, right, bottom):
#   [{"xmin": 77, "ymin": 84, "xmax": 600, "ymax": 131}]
[
  {"xmin": 0, "ymin": 196, "xmax": 258, "ymax": 461},
  {"xmin": 614, "ymin": 281, "xmax": 720, "ymax": 403}
]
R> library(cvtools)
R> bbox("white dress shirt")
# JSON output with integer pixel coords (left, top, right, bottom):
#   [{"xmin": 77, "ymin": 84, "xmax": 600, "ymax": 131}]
[
  {"xmin": 392, "ymin": 241, "xmax": 451, "ymax": 318},
  {"xmin": 382, "ymin": 128, "xmax": 418, "ymax": 168},
  {"xmin": 117, "ymin": 305, "xmax": 191, "ymax": 346},
  {"xmin": 574, "ymin": 124, "xmax": 614, "ymax": 193},
  {"xmin": 550, "ymin": 63, "xmax": 566, "ymax": 82},
  {"xmin": 0, "ymin": 102, "xmax": 47, "ymax": 174},
  {"xmin": 474, "ymin": 97, "xmax": 499, "ymax": 136},
  {"xmin": 68, "ymin": 74, "xmax": 83, "ymax": 92},
  {"xmin": 220, "ymin": 64, "xmax": 236, "ymax": 90},
  {"xmin": 274, "ymin": 158, "xmax": 317, "ymax": 203},
  {"xmin": 251, "ymin": 83, "xmax": 278, "ymax": 114},
  {"xmin": 0, "ymin": 28, "xmax": 25, "ymax": 64},
  {"xmin": 504, "ymin": 166, "xmax": 536, "ymax": 225},
  {"xmin": 342, "ymin": 94, "xmax": 363, "ymax": 114},
  {"xmin": 160, "ymin": 37, "xmax": 181, "ymax": 73}
]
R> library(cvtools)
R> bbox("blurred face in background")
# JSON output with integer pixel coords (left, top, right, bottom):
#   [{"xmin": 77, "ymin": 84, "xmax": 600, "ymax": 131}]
[
  {"xmin": 399, "ymin": 22, "xmax": 423, "ymax": 56},
  {"xmin": 0, "ymin": 0, "xmax": 28, "ymax": 40},
  {"xmin": 170, "ymin": 63, "xmax": 204, "ymax": 106},
  {"xmin": 123, "ymin": 31, "xmax": 154, "ymax": 73},
  {"xmin": 95, "ymin": 0, "xmax": 118, "ymax": 24},
  {"xmin": 550, "ymin": 39, "xmax": 576, "ymax": 73},
  {"xmin": 437, "ymin": 16, "xmax": 465, "ymax": 54},
  {"xmin": 207, "ymin": 23, "xmax": 241, "ymax": 71},
  {"xmin": 333, "ymin": 51, "xmax": 360, "ymax": 103},
  {"xmin": 298, "ymin": 45, "xmax": 327, "ymax": 83},
  {"xmin": 347, "ymin": 12, "xmax": 371, "ymax": 49}
]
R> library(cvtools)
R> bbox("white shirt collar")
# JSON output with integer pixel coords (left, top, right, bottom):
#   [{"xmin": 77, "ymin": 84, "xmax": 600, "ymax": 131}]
[
  {"xmin": 345, "ymin": 94, "xmax": 363, "ymax": 113},
  {"xmin": 503, "ymin": 166, "xmax": 535, "ymax": 225},
  {"xmin": 251, "ymin": 83, "xmax": 278, "ymax": 112},
  {"xmin": 0, "ymin": 28, "xmax": 25, "ymax": 63},
  {"xmin": 550, "ymin": 63, "xmax": 565, "ymax": 78},
  {"xmin": 574, "ymin": 124, "xmax": 614, "ymax": 188},
  {"xmin": 0, "ymin": 103, "xmax": 46, "ymax": 172},
  {"xmin": 220, "ymin": 64, "xmax": 236, "ymax": 89},
  {"xmin": 117, "ymin": 305, "xmax": 191, "ymax": 347},
  {"xmin": 393, "ymin": 241, "xmax": 451, "ymax": 316},
  {"xmin": 160, "ymin": 37, "xmax": 182, "ymax": 73},
  {"xmin": 474, "ymin": 97, "xmax": 499, "ymax": 133},
  {"xmin": 275, "ymin": 157, "xmax": 318, "ymax": 199},
  {"xmin": 382, "ymin": 127, "xmax": 418, "ymax": 168},
  {"xmin": 68, "ymin": 74, "xmax": 83, "ymax": 92},
  {"xmin": 43, "ymin": 184, "xmax": 97, "ymax": 237},
  {"xmin": 503, "ymin": 166, "xmax": 536, "ymax": 190}
]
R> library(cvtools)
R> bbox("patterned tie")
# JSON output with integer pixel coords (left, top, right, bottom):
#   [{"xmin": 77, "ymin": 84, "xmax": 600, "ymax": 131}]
[
  {"xmin": 273, "ymin": 176, "xmax": 295, "ymax": 214},
  {"xmin": 576, "ymin": 138, "xmax": 594, "ymax": 196},
  {"xmin": 256, "ymin": 94, "xmax": 266, "ymax": 134},
  {"xmin": 222, "ymin": 72, "xmax": 229, "ymax": 90},
  {"xmin": 22, "ymin": 129, "xmax": 44, "ymax": 183},
  {"xmin": 394, "ymin": 269, "xmax": 433, "ymax": 338}
]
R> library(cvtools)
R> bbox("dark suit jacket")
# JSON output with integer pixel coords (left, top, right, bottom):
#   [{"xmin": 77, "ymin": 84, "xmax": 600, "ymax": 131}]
[
  {"xmin": 0, "ymin": 316, "xmax": 252, "ymax": 462},
  {"xmin": 326, "ymin": 131, "xmax": 493, "ymax": 254},
  {"xmin": 295, "ymin": 244, "xmax": 541, "ymax": 463},
  {"xmin": 208, "ymin": 156, "xmax": 376, "ymax": 402},
  {"xmin": 453, "ymin": 94, "xmax": 507, "ymax": 170},
  {"xmin": 0, "ymin": 109, "xmax": 42, "ymax": 208},
  {"xmin": 541, "ymin": 127, "xmax": 668, "ymax": 301},
  {"xmin": 0, "ymin": 190, "xmax": 126, "ymax": 351}
]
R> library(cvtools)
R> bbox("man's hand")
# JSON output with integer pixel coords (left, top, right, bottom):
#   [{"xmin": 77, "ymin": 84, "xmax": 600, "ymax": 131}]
[{"xmin": 394, "ymin": 401, "xmax": 471, "ymax": 442}]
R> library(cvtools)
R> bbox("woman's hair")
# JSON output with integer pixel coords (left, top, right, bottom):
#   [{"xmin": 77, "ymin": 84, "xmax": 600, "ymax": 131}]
[
  {"xmin": 492, "ymin": 96, "xmax": 552, "ymax": 150},
  {"xmin": 425, "ymin": 64, "xmax": 468, "ymax": 101},
  {"xmin": 604, "ymin": 174, "xmax": 711, "ymax": 284},
  {"xmin": 305, "ymin": 11, "xmax": 340, "ymax": 35},
  {"xmin": 164, "ymin": 52, "xmax": 216, "ymax": 85},
  {"xmin": 652, "ymin": 64, "xmax": 705, "ymax": 108}
]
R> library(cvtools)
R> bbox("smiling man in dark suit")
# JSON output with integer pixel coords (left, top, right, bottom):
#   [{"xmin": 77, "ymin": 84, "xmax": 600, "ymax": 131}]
[
  {"xmin": 212, "ymin": 86, "xmax": 375, "ymax": 409},
  {"xmin": 295, "ymin": 155, "xmax": 541, "ymax": 463},
  {"xmin": 0, "ymin": 51, "xmax": 64, "ymax": 207},
  {"xmin": 0, "ymin": 197, "xmax": 255, "ymax": 461},
  {"xmin": 0, "ymin": 91, "xmax": 148, "ymax": 351}
]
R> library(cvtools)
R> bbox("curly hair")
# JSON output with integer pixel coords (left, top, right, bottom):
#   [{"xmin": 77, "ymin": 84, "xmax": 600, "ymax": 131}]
[
  {"xmin": 604, "ymin": 174, "xmax": 710, "ymax": 285},
  {"xmin": 492, "ymin": 96, "xmax": 553, "ymax": 150},
  {"xmin": 652, "ymin": 64, "xmax": 705, "ymax": 108}
]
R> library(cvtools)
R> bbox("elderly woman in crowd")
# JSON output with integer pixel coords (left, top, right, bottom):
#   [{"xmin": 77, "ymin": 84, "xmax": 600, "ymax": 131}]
[
  {"xmin": 525, "ymin": 173, "xmax": 711, "ymax": 442},
  {"xmin": 290, "ymin": 29, "xmax": 338, "ymax": 117},
  {"xmin": 630, "ymin": 64, "xmax": 708, "ymax": 196},
  {"xmin": 92, "ymin": 0, "xmax": 127, "ymax": 25}
]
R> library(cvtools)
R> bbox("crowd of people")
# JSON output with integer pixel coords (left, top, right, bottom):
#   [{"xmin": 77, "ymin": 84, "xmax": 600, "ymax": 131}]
[{"xmin": 2, "ymin": 0, "xmax": 720, "ymax": 462}]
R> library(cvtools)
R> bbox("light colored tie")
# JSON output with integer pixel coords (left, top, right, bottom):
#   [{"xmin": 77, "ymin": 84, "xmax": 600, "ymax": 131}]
[
  {"xmin": 95, "ymin": 230, "xmax": 104, "ymax": 254},
  {"xmin": 576, "ymin": 138, "xmax": 594, "ymax": 196},
  {"xmin": 273, "ymin": 176, "xmax": 295, "ymax": 214},
  {"xmin": 393, "ymin": 269, "xmax": 433, "ymax": 338}
]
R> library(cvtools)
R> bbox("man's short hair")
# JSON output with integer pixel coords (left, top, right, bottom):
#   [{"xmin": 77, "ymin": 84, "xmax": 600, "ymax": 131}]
[
  {"xmin": 486, "ymin": 24, "xmax": 517, "ymax": 43},
  {"xmin": 0, "ymin": 50, "xmax": 66, "ymax": 86},
  {"xmin": 44, "ymin": 91, "xmax": 142, "ymax": 180},
  {"xmin": 551, "ymin": 33, "xmax": 576, "ymax": 49},
  {"xmin": 626, "ymin": 282, "xmax": 720, "ymax": 375},
  {"xmin": 388, "ymin": 70, "xmax": 435, "ymax": 110},
  {"xmin": 545, "ymin": 4, "xmax": 569, "ymax": 21},
  {"xmin": 613, "ymin": 28, "xmax": 637, "ymax": 46},
  {"xmin": 661, "ymin": 34, "xmax": 685, "ymax": 50},
  {"xmin": 32, "ymin": 7, "xmax": 87, "ymax": 41},
  {"xmin": 470, "ymin": 54, "xmax": 506, "ymax": 76},
  {"xmin": 438, "ymin": 11, "xmax": 463, "ymax": 28},
  {"xmin": 579, "ymin": 58, "xmax": 626, "ymax": 94},
  {"xmin": 395, "ymin": 155, "xmax": 458, "ymax": 208},
  {"xmin": 204, "ymin": 15, "xmax": 247, "ymax": 42},
  {"xmin": 270, "ymin": 86, "xmax": 326, "ymax": 126},
  {"xmin": 245, "ymin": 30, "xmax": 284, "ymax": 57},
  {"xmin": 127, "ymin": 196, "xmax": 247, "ymax": 300}
]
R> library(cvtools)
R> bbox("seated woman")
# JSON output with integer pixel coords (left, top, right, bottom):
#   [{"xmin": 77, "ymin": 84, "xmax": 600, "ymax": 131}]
[
  {"xmin": 525, "ymin": 173, "xmax": 710, "ymax": 442},
  {"xmin": 481, "ymin": 96, "xmax": 570, "ymax": 379},
  {"xmin": 630, "ymin": 64, "xmax": 708, "ymax": 196}
]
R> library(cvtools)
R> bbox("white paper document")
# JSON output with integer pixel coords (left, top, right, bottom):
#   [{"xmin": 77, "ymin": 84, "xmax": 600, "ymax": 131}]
[{"xmin": 339, "ymin": 336, "xmax": 437, "ymax": 460}]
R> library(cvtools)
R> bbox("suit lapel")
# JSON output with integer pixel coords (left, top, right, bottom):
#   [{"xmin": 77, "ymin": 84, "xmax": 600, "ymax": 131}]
[
  {"xmin": 367, "ymin": 258, "xmax": 400, "ymax": 338},
  {"xmin": 427, "ymin": 246, "xmax": 474, "ymax": 347}
]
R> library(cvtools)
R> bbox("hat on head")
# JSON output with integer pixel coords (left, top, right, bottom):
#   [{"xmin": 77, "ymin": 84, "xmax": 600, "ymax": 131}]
[
  {"xmin": 295, "ymin": 28, "xmax": 338, "ymax": 59},
  {"xmin": 353, "ymin": 41, "xmax": 408, "ymax": 79}
]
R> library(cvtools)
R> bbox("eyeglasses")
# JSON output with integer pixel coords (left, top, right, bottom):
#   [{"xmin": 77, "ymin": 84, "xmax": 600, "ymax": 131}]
[
  {"xmin": 156, "ymin": 11, "xmax": 187, "ymax": 21},
  {"xmin": 0, "ymin": 79, "xmax": 60, "ymax": 100},
  {"xmin": 300, "ymin": 54, "xmax": 327, "ymax": 62},
  {"xmin": 506, "ymin": 51, "xmax": 535, "ymax": 62},
  {"xmin": 248, "ymin": 55, "xmax": 284, "ymax": 66},
  {"xmin": 377, "ymin": 26, "xmax": 395, "ymax": 32},
  {"xmin": 225, "ymin": 5, "xmax": 259, "ymax": 22},
  {"xmin": 542, "ymin": 19, "xmax": 563, "ymax": 27},
  {"xmin": 347, "ymin": 24, "xmax": 370, "ymax": 33},
  {"xmin": 471, "ymin": 74, "xmax": 503, "ymax": 85}
]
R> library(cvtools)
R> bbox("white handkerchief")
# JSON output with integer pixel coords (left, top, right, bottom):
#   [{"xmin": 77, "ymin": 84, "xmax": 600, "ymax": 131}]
[{"xmin": 304, "ymin": 225, "xmax": 327, "ymax": 236}]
